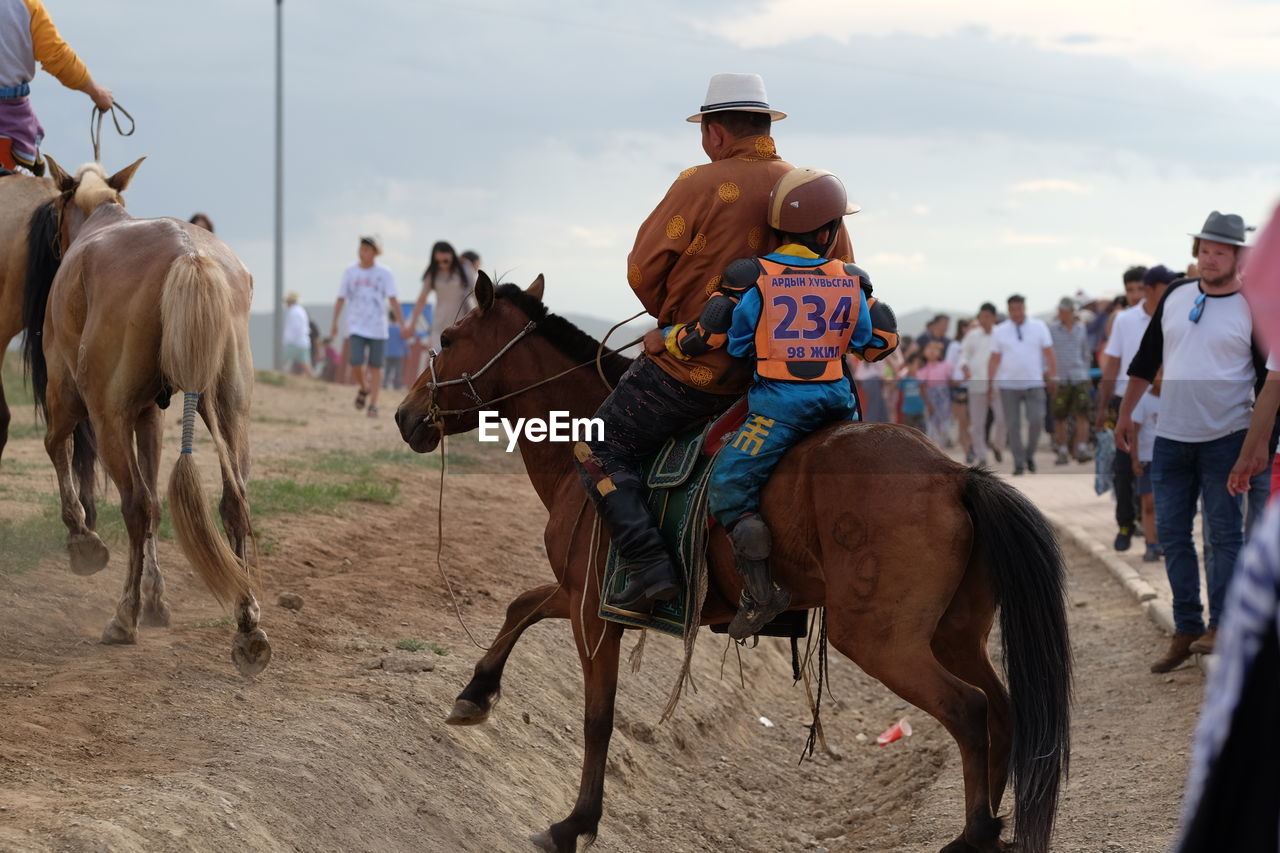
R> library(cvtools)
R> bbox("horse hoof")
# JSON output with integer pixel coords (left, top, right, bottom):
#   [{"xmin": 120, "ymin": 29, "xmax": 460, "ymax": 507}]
[
  {"xmin": 232, "ymin": 628, "xmax": 272, "ymax": 676},
  {"xmin": 68, "ymin": 533, "xmax": 109, "ymax": 576},
  {"xmin": 529, "ymin": 831, "xmax": 557, "ymax": 852},
  {"xmin": 445, "ymin": 699, "xmax": 490, "ymax": 726},
  {"xmin": 141, "ymin": 601, "xmax": 172, "ymax": 628},
  {"xmin": 101, "ymin": 619, "xmax": 137, "ymax": 645}
]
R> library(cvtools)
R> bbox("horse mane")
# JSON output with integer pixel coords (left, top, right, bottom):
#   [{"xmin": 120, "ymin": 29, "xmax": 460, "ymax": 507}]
[
  {"xmin": 71, "ymin": 163, "xmax": 122, "ymax": 213},
  {"xmin": 21, "ymin": 199, "xmax": 61, "ymax": 417},
  {"xmin": 494, "ymin": 283, "xmax": 632, "ymax": 384}
]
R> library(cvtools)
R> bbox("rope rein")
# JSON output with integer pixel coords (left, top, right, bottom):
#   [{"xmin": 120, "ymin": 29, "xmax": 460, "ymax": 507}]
[{"xmin": 90, "ymin": 103, "xmax": 135, "ymax": 162}]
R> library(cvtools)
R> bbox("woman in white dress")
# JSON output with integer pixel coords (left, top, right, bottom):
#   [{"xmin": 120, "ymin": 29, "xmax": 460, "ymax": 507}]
[{"xmin": 405, "ymin": 241, "xmax": 475, "ymax": 352}]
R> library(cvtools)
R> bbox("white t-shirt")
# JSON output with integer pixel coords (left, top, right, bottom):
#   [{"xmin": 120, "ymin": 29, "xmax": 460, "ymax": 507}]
[
  {"xmin": 283, "ymin": 303, "xmax": 310, "ymax": 348},
  {"xmin": 1131, "ymin": 391, "xmax": 1161, "ymax": 464},
  {"xmin": 1103, "ymin": 304, "xmax": 1152, "ymax": 399},
  {"xmin": 339, "ymin": 263, "xmax": 398, "ymax": 340},
  {"xmin": 990, "ymin": 318, "xmax": 1053, "ymax": 390},
  {"xmin": 1130, "ymin": 282, "xmax": 1255, "ymax": 443},
  {"xmin": 960, "ymin": 326, "xmax": 994, "ymax": 382},
  {"xmin": 1269, "ymin": 351, "xmax": 1278, "ymax": 372},
  {"xmin": 945, "ymin": 339, "xmax": 965, "ymax": 382}
]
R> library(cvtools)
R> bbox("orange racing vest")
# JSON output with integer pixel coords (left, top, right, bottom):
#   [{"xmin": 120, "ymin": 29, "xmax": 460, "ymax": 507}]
[{"xmin": 753, "ymin": 258, "xmax": 862, "ymax": 382}]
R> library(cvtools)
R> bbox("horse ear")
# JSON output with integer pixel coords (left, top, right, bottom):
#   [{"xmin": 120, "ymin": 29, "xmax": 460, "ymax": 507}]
[
  {"xmin": 44, "ymin": 155, "xmax": 74, "ymax": 191},
  {"xmin": 475, "ymin": 270, "xmax": 496, "ymax": 313},
  {"xmin": 526, "ymin": 274, "xmax": 545, "ymax": 302},
  {"xmin": 107, "ymin": 156, "xmax": 146, "ymax": 193}
]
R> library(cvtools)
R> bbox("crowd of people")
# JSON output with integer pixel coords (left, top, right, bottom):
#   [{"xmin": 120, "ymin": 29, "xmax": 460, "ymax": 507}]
[
  {"xmin": 280, "ymin": 237, "xmax": 482, "ymax": 417},
  {"xmin": 850, "ymin": 210, "xmax": 1279, "ymax": 677}
]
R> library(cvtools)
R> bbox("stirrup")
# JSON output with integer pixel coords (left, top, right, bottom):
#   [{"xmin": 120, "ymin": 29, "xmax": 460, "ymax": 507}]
[{"xmin": 727, "ymin": 587, "xmax": 790, "ymax": 641}]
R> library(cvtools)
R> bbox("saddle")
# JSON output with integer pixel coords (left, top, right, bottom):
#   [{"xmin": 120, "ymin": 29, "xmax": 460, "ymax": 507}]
[{"xmin": 598, "ymin": 398, "xmax": 808, "ymax": 641}]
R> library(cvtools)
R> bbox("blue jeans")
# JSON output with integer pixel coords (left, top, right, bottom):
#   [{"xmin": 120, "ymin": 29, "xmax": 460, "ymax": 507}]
[
  {"xmin": 1152, "ymin": 430, "xmax": 1247, "ymax": 635},
  {"xmin": 710, "ymin": 379, "xmax": 855, "ymax": 527}
]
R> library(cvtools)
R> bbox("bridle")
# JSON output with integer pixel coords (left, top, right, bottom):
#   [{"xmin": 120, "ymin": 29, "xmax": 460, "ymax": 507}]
[{"xmin": 418, "ymin": 315, "xmax": 645, "ymax": 422}]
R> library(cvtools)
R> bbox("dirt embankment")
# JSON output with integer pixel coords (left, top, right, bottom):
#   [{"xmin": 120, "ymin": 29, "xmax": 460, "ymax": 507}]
[{"xmin": 0, "ymin": 377, "xmax": 1203, "ymax": 852}]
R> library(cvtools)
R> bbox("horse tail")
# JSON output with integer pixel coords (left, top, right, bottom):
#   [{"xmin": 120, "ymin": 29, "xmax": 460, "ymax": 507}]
[
  {"xmin": 160, "ymin": 253, "xmax": 252, "ymax": 607},
  {"xmin": 962, "ymin": 467, "xmax": 1071, "ymax": 853},
  {"xmin": 20, "ymin": 200, "xmax": 62, "ymax": 418}
]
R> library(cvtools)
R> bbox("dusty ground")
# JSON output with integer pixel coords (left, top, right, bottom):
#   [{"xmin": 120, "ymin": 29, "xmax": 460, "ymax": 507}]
[{"xmin": 0, "ymin": 375, "xmax": 1204, "ymax": 852}]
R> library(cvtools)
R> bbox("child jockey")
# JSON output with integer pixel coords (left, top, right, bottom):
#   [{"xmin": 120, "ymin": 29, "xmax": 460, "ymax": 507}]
[
  {"xmin": 663, "ymin": 167, "xmax": 897, "ymax": 639},
  {"xmin": 0, "ymin": 0, "xmax": 114, "ymax": 174}
]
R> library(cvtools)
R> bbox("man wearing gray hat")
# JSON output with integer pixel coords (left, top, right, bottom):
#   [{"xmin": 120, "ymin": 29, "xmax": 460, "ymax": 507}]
[{"xmin": 1118, "ymin": 211, "xmax": 1269, "ymax": 670}]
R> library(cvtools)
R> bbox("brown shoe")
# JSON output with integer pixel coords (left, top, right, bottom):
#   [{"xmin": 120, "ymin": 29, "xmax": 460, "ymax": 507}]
[
  {"xmin": 1188, "ymin": 629, "xmax": 1217, "ymax": 656},
  {"xmin": 1150, "ymin": 632, "xmax": 1201, "ymax": 673}
]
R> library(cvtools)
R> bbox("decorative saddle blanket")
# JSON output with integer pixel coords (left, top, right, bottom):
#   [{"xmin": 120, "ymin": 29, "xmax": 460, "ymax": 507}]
[{"xmin": 599, "ymin": 399, "xmax": 809, "ymax": 641}]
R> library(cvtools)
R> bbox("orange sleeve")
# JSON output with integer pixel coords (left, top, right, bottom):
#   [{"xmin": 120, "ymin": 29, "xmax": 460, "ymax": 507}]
[
  {"xmin": 25, "ymin": 0, "xmax": 91, "ymax": 91},
  {"xmin": 625, "ymin": 176, "xmax": 697, "ymax": 318}
]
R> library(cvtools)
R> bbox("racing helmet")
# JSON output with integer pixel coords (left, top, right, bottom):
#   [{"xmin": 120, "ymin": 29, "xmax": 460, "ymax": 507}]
[{"xmin": 767, "ymin": 167, "xmax": 860, "ymax": 234}]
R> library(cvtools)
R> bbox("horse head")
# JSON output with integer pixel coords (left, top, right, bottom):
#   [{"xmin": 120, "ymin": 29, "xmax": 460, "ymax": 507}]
[
  {"xmin": 396, "ymin": 270, "xmax": 546, "ymax": 453},
  {"xmin": 43, "ymin": 156, "xmax": 144, "ymax": 254}
]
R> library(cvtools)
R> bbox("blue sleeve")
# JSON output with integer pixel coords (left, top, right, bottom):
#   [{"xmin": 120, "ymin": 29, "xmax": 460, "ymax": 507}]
[
  {"xmin": 726, "ymin": 287, "xmax": 761, "ymax": 358},
  {"xmin": 849, "ymin": 292, "xmax": 873, "ymax": 350}
]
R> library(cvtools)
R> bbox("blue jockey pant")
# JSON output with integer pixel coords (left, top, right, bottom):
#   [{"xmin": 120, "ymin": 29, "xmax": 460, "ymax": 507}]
[{"xmin": 710, "ymin": 378, "xmax": 857, "ymax": 528}]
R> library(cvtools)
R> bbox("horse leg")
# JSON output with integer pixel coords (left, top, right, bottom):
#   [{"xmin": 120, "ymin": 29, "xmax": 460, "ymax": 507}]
[
  {"xmin": 0, "ymin": 350, "xmax": 9, "ymax": 461},
  {"xmin": 530, "ymin": 605, "xmax": 623, "ymax": 853},
  {"xmin": 832, "ymin": 630, "xmax": 1002, "ymax": 853},
  {"xmin": 135, "ymin": 405, "xmax": 171, "ymax": 627},
  {"xmin": 42, "ymin": 368, "xmax": 108, "ymax": 575},
  {"xmin": 94, "ymin": 412, "xmax": 152, "ymax": 646},
  {"xmin": 932, "ymin": 558, "xmax": 1011, "ymax": 816},
  {"xmin": 206, "ymin": 394, "xmax": 270, "ymax": 676},
  {"xmin": 447, "ymin": 583, "xmax": 570, "ymax": 725}
]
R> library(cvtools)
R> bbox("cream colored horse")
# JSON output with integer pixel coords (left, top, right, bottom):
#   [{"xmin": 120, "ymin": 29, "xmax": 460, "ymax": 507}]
[{"xmin": 22, "ymin": 158, "xmax": 269, "ymax": 674}]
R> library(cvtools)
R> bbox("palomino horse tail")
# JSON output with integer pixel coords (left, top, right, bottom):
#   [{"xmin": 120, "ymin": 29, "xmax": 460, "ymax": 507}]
[
  {"xmin": 160, "ymin": 253, "xmax": 252, "ymax": 607},
  {"xmin": 962, "ymin": 467, "xmax": 1071, "ymax": 853}
]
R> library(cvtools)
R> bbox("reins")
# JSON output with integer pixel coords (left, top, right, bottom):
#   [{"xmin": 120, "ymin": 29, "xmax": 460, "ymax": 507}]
[
  {"xmin": 90, "ymin": 103, "xmax": 136, "ymax": 162},
  {"xmin": 423, "ymin": 310, "xmax": 645, "ymax": 651}
]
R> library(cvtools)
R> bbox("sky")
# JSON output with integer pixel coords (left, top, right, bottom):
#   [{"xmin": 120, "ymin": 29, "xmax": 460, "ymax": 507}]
[{"xmin": 29, "ymin": 0, "xmax": 1280, "ymax": 329}]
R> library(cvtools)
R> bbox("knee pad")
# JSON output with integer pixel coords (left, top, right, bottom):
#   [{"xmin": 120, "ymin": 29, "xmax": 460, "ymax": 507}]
[{"xmin": 729, "ymin": 513, "xmax": 771, "ymax": 561}]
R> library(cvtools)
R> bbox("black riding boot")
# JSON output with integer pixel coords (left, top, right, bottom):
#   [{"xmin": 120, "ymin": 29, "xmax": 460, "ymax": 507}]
[
  {"xmin": 727, "ymin": 514, "xmax": 790, "ymax": 640},
  {"xmin": 598, "ymin": 487, "xmax": 681, "ymax": 612}
]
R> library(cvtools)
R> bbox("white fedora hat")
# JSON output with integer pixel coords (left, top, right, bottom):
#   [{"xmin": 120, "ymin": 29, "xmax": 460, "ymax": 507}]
[{"xmin": 687, "ymin": 72, "xmax": 787, "ymax": 123}]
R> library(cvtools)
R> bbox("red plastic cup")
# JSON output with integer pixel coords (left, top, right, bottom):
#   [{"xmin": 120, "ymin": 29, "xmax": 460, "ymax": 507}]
[{"xmin": 876, "ymin": 718, "xmax": 913, "ymax": 746}]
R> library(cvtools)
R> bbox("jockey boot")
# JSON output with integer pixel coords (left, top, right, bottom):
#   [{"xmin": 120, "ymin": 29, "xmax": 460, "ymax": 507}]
[
  {"xmin": 598, "ymin": 487, "xmax": 681, "ymax": 612},
  {"xmin": 727, "ymin": 514, "xmax": 790, "ymax": 641}
]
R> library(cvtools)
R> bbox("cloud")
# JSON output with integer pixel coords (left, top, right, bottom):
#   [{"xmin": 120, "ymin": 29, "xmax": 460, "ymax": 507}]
[
  {"xmin": 1001, "ymin": 230, "xmax": 1072, "ymax": 246},
  {"xmin": 1008, "ymin": 179, "xmax": 1095, "ymax": 195},
  {"xmin": 862, "ymin": 251, "xmax": 928, "ymax": 270},
  {"xmin": 911, "ymin": 204, "xmax": 932, "ymax": 216}
]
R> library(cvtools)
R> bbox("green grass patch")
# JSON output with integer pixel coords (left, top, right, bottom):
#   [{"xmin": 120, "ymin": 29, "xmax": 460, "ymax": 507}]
[
  {"xmin": 1, "ymin": 358, "xmax": 36, "ymax": 409},
  {"xmin": 187, "ymin": 615, "xmax": 235, "ymax": 629},
  {"xmin": 254, "ymin": 370, "xmax": 287, "ymax": 388},
  {"xmin": 249, "ymin": 477, "xmax": 397, "ymax": 517},
  {"xmin": 5, "ymin": 420, "xmax": 45, "ymax": 441},
  {"xmin": 252, "ymin": 414, "xmax": 309, "ymax": 427},
  {"xmin": 395, "ymin": 639, "xmax": 449, "ymax": 655}
]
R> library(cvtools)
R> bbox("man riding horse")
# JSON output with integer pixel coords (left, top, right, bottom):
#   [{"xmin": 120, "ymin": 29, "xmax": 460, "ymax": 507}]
[
  {"xmin": 0, "ymin": 0, "xmax": 113, "ymax": 174},
  {"xmin": 574, "ymin": 73, "xmax": 865, "ymax": 616}
]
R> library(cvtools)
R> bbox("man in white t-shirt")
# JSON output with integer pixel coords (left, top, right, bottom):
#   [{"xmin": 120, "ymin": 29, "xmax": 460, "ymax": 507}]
[
  {"xmin": 1095, "ymin": 265, "xmax": 1178, "ymax": 551},
  {"xmin": 988, "ymin": 294, "xmax": 1056, "ymax": 475},
  {"xmin": 330, "ymin": 236, "xmax": 404, "ymax": 418},
  {"xmin": 282, "ymin": 291, "xmax": 314, "ymax": 378},
  {"xmin": 961, "ymin": 301, "xmax": 1005, "ymax": 464},
  {"xmin": 1117, "ymin": 211, "xmax": 1269, "ymax": 670}
]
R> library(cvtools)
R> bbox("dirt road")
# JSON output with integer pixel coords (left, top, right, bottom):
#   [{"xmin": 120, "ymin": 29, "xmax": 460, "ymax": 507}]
[{"xmin": 0, "ymin": 377, "xmax": 1203, "ymax": 852}]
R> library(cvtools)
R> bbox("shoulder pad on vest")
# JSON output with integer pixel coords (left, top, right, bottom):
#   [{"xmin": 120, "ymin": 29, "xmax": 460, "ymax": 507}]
[
  {"xmin": 843, "ymin": 263, "xmax": 872, "ymax": 296},
  {"xmin": 723, "ymin": 258, "xmax": 762, "ymax": 290}
]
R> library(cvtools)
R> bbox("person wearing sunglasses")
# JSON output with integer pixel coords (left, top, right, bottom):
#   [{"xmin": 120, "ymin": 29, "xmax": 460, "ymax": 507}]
[
  {"xmin": 987, "ymin": 294, "xmax": 1057, "ymax": 476},
  {"xmin": 1116, "ymin": 211, "xmax": 1269, "ymax": 671}
]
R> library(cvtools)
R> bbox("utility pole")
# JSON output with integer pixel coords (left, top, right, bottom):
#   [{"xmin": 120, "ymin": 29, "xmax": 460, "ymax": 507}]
[{"xmin": 273, "ymin": 0, "xmax": 285, "ymax": 369}]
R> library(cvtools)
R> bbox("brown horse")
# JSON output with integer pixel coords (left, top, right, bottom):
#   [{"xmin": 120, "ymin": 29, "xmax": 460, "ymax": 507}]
[
  {"xmin": 0, "ymin": 172, "xmax": 58, "ymax": 459},
  {"xmin": 396, "ymin": 274, "xmax": 1071, "ymax": 853},
  {"xmin": 21, "ymin": 158, "xmax": 270, "ymax": 674}
]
